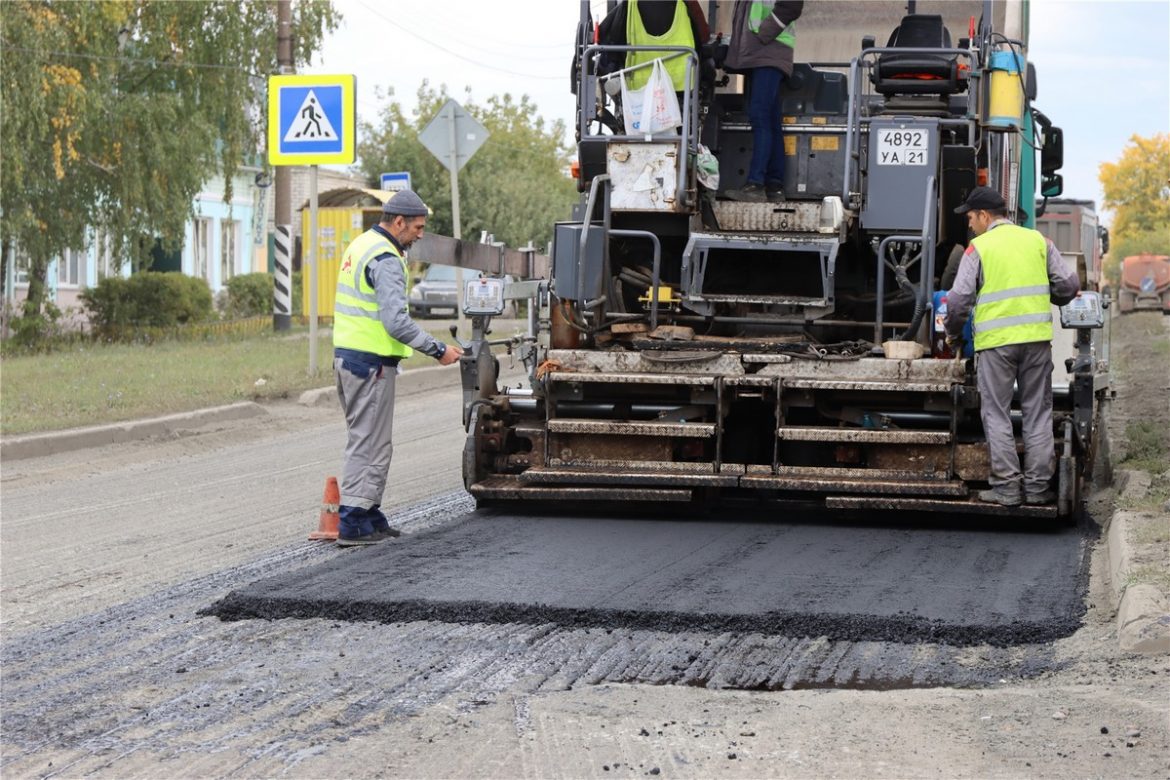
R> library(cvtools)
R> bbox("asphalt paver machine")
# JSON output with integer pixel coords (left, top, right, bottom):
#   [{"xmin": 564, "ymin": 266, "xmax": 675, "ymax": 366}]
[{"xmin": 458, "ymin": 0, "xmax": 1108, "ymax": 519}]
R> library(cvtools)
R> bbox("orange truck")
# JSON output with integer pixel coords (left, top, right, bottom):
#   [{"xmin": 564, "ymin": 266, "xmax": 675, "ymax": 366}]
[{"xmin": 1118, "ymin": 253, "xmax": 1170, "ymax": 313}]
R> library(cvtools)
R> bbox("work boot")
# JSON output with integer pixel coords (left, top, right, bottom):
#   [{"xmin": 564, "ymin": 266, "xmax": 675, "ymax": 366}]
[
  {"xmin": 370, "ymin": 527, "xmax": 402, "ymax": 541},
  {"xmin": 724, "ymin": 183, "xmax": 767, "ymax": 203},
  {"xmin": 765, "ymin": 187, "xmax": 786, "ymax": 203},
  {"xmin": 977, "ymin": 487, "xmax": 1023, "ymax": 507},
  {"xmin": 1024, "ymin": 489, "xmax": 1057, "ymax": 505},
  {"xmin": 336, "ymin": 533, "xmax": 383, "ymax": 548}
]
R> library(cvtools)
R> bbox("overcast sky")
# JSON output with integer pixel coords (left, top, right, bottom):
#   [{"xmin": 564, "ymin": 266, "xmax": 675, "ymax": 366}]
[{"xmin": 313, "ymin": 0, "xmax": 1170, "ymax": 226}]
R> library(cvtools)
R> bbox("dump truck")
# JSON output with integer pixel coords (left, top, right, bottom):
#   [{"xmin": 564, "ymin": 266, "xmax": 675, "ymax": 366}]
[
  {"xmin": 1034, "ymin": 198, "xmax": 1110, "ymax": 378},
  {"xmin": 1118, "ymin": 253, "xmax": 1170, "ymax": 314},
  {"xmin": 457, "ymin": 0, "xmax": 1108, "ymax": 519}
]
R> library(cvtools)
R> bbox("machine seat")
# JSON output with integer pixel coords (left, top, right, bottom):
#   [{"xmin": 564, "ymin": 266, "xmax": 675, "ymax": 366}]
[{"xmin": 872, "ymin": 14, "xmax": 963, "ymax": 96}]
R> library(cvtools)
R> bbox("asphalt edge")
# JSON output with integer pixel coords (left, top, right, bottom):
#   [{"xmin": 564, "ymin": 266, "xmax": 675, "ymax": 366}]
[
  {"xmin": 1105, "ymin": 470, "xmax": 1170, "ymax": 655},
  {"xmin": 1, "ymin": 402, "xmax": 268, "ymax": 462}
]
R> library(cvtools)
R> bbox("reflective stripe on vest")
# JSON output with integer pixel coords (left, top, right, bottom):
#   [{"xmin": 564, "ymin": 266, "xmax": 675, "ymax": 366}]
[
  {"xmin": 332, "ymin": 229, "xmax": 413, "ymax": 358},
  {"xmin": 748, "ymin": 1, "xmax": 796, "ymax": 48},
  {"xmin": 625, "ymin": 0, "xmax": 693, "ymax": 91},
  {"xmin": 970, "ymin": 223, "xmax": 1052, "ymax": 351}
]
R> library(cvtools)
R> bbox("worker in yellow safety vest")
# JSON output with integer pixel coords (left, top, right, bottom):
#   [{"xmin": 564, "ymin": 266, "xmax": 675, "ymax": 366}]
[
  {"xmin": 597, "ymin": 0, "xmax": 709, "ymax": 91},
  {"xmin": 723, "ymin": 1, "xmax": 804, "ymax": 203},
  {"xmin": 332, "ymin": 190, "xmax": 463, "ymax": 546},
  {"xmin": 944, "ymin": 186, "xmax": 1080, "ymax": 506}
]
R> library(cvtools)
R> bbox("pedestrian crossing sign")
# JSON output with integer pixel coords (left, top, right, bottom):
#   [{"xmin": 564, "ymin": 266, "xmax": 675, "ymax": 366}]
[{"xmin": 268, "ymin": 74, "xmax": 355, "ymax": 165}]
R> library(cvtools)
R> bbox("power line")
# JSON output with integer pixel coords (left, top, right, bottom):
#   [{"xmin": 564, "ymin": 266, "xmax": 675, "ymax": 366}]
[
  {"xmin": 0, "ymin": 42, "xmax": 265, "ymax": 77},
  {"xmin": 351, "ymin": 0, "xmax": 564, "ymax": 81}
]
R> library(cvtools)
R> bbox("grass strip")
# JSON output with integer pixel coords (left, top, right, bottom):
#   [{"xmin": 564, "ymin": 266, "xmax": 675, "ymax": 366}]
[{"xmin": 0, "ymin": 326, "xmax": 450, "ymax": 435}]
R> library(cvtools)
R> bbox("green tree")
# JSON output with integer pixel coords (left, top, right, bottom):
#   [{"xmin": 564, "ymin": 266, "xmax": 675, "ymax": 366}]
[
  {"xmin": 1099, "ymin": 134, "xmax": 1170, "ymax": 287},
  {"xmin": 1099, "ymin": 134, "xmax": 1170, "ymax": 237},
  {"xmin": 357, "ymin": 82, "xmax": 577, "ymax": 250},
  {"xmin": 0, "ymin": 0, "xmax": 339, "ymax": 339}
]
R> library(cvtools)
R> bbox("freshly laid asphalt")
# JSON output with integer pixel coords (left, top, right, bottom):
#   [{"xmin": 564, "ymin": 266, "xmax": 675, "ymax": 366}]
[{"xmin": 209, "ymin": 506, "xmax": 1092, "ymax": 647}]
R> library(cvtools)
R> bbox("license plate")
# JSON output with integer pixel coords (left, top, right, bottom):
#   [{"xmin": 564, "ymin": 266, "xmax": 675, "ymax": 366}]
[{"xmin": 876, "ymin": 128, "xmax": 929, "ymax": 165}]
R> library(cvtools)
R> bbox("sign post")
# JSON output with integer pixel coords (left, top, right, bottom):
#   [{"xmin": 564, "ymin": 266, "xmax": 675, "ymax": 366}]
[
  {"xmin": 419, "ymin": 99, "xmax": 488, "ymax": 331},
  {"xmin": 268, "ymin": 73, "xmax": 356, "ymax": 374}
]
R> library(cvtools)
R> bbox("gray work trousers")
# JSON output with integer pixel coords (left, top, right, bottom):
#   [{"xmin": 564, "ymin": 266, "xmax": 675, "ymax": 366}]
[
  {"xmin": 335, "ymin": 357, "xmax": 397, "ymax": 509},
  {"xmin": 975, "ymin": 341, "xmax": 1055, "ymax": 494}
]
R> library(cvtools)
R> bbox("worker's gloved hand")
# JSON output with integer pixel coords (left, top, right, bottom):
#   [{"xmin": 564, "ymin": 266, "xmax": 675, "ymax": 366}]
[{"xmin": 438, "ymin": 343, "xmax": 464, "ymax": 366}]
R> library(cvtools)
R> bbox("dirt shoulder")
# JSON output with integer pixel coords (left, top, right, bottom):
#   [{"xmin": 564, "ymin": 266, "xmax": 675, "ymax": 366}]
[{"xmin": 1104, "ymin": 312, "xmax": 1170, "ymax": 603}]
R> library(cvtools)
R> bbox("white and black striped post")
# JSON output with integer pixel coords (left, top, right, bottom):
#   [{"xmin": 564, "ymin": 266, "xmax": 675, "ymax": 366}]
[{"xmin": 273, "ymin": 224, "xmax": 292, "ymax": 331}]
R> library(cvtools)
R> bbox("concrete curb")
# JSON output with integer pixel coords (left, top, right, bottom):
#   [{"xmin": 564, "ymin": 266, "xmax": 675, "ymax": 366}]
[
  {"xmin": 1, "ymin": 402, "xmax": 268, "ymax": 462},
  {"xmin": 1105, "ymin": 470, "xmax": 1170, "ymax": 655}
]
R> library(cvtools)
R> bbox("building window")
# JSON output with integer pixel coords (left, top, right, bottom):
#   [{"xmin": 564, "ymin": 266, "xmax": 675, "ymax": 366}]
[
  {"xmin": 193, "ymin": 218, "xmax": 212, "ymax": 281},
  {"xmin": 220, "ymin": 219, "xmax": 239, "ymax": 281},
  {"xmin": 10, "ymin": 245, "xmax": 31, "ymax": 286},
  {"xmin": 95, "ymin": 232, "xmax": 116, "ymax": 280},
  {"xmin": 57, "ymin": 247, "xmax": 83, "ymax": 288}
]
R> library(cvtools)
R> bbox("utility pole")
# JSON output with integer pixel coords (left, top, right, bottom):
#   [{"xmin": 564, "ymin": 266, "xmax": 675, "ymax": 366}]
[{"xmin": 273, "ymin": 0, "xmax": 294, "ymax": 331}]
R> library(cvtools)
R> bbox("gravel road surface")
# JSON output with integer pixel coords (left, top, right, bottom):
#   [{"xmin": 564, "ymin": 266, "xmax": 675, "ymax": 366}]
[{"xmin": 2, "ymin": 378, "xmax": 1166, "ymax": 778}]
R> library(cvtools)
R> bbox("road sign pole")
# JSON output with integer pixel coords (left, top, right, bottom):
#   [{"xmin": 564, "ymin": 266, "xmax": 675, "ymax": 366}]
[
  {"xmin": 274, "ymin": 224, "xmax": 292, "ymax": 331},
  {"xmin": 447, "ymin": 106, "xmax": 466, "ymax": 331},
  {"xmin": 308, "ymin": 164, "xmax": 319, "ymax": 375},
  {"xmin": 274, "ymin": 0, "xmax": 293, "ymax": 332}
]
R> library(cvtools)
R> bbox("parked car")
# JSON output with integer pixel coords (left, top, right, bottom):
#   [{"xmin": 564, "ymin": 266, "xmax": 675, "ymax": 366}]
[{"xmin": 409, "ymin": 264, "xmax": 519, "ymax": 318}]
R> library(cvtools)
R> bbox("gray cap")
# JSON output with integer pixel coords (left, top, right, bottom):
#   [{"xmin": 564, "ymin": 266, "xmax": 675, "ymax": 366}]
[{"xmin": 382, "ymin": 189, "xmax": 429, "ymax": 217}]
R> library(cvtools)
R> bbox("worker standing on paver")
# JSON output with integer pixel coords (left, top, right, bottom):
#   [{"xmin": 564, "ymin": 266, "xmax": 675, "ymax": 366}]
[
  {"xmin": 945, "ymin": 186, "xmax": 1079, "ymax": 507},
  {"xmin": 332, "ymin": 190, "xmax": 463, "ymax": 546}
]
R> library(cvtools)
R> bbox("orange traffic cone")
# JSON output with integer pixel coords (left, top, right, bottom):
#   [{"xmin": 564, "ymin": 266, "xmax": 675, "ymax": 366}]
[{"xmin": 309, "ymin": 477, "xmax": 340, "ymax": 540}]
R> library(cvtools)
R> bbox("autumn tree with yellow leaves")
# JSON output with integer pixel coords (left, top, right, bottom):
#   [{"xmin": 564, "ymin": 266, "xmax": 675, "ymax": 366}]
[
  {"xmin": 1098, "ymin": 133, "xmax": 1170, "ymax": 286},
  {"xmin": 0, "ymin": 0, "xmax": 338, "ymax": 341}
]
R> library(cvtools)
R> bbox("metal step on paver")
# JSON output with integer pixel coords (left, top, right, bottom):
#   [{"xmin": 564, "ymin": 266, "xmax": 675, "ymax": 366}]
[
  {"xmin": 547, "ymin": 419, "xmax": 716, "ymax": 438},
  {"xmin": 469, "ymin": 475, "xmax": 693, "ymax": 502},
  {"xmin": 826, "ymin": 495, "xmax": 1059, "ymax": 518},
  {"xmin": 740, "ymin": 473, "xmax": 967, "ymax": 496},
  {"xmin": 774, "ymin": 427, "xmax": 951, "ymax": 444},
  {"xmin": 520, "ymin": 467, "xmax": 739, "ymax": 488}
]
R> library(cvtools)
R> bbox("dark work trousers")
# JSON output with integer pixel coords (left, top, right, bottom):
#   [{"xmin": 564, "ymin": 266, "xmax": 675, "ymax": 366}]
[
  {"xmin": 746, "ymin": 67, "xmax": 786, "ymax": 188},
  {"xmin": 334, "ymin": 354, "xmax": 397, "ymax": 537},
  {"xmin": 975, "ymin": 341, "xmax": 1056, "ymax": 495}
]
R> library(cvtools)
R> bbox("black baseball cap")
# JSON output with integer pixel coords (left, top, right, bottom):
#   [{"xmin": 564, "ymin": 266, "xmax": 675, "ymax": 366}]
[{"xmin": 954, "ymin": 186, "xmax": 1007, "ymax": 214}]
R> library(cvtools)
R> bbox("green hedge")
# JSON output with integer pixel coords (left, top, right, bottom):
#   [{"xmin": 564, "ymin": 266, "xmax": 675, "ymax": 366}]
[
  {"xmin": 223, "ymin": 272, "xmax": 273, "ymax": 319},
  {"xmin": 80, "ymin": 272, "xmax": 214, "ymax": 336}
]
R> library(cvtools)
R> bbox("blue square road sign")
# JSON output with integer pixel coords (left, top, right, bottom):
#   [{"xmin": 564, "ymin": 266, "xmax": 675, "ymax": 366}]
[{"xmin": 268, "ymin": 74, "xmax": 355, "ymax": 165}]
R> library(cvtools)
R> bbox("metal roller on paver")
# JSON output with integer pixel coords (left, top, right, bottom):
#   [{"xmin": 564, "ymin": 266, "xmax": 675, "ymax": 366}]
[{"xmin": 456, "ymin": 1, "xmax": 1110, "ymax": 519}]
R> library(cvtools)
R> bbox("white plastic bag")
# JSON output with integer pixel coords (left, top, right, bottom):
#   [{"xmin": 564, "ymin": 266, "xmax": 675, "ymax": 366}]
[{"xmin": 621, "ymin": 59, "xmax": 682, "ymax": 136}]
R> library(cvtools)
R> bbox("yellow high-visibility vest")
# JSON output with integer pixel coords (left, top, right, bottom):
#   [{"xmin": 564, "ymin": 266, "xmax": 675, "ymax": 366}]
[
  {"xmin": 332, "ymin": 229, "xmax": 412, "ymax": 358},
  {"xmin": 625, "ymin": 0, "xmax": 693, "ymax": 91},
  {"xmin": 970, "ymin": 223, "xmax": 1052, "ymax": 351},
  {"xmin": 748, "ymin": 1, "xmax": 796, "ymax": 47}
]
